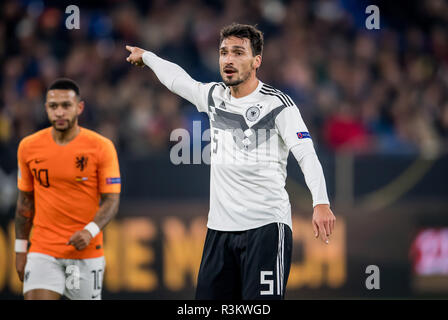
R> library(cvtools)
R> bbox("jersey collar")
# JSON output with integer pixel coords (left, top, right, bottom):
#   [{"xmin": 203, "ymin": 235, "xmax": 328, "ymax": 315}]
[{"xmin": 227, "ymin": 80, "xmax": 263, "ymax": 103}]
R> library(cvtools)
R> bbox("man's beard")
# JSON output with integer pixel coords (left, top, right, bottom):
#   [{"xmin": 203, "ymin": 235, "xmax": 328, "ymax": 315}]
[
  {"xmin": 52, "ymin": 117, "xmax": 77, "ymax": 132},
  {"xmin": 223, "ymin": 77, "xmax": 244, "ymax": 86},
  {"xmin": 222, "ymin": 69, "xmax": 252, "ymax": 87}
]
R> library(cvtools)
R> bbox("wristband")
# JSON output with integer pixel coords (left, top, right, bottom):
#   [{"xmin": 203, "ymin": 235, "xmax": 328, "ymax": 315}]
[
  {"xmin": 15, "ymin": 239, "xmax": 28, "ymax": 253},
  {"xmin": 84, "ymin": 222, "xmax": 100, "ymax": 238}
]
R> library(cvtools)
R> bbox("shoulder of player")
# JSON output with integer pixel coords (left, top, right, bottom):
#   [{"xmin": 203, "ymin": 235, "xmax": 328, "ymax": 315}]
[
  {"xmin": 216, "ymin": 82, "xmax": 227, "ymax": 90},
  {"xmin": 202, "ymin": 82, "xmax": 227, "ymax": 103},
  {"xmin": 19, "ymin": 127, "xmax": 51, "ymax": 149},
  {"xmin": 200, "ymin": 81, "xmax": 225, "ymax": 94},
  {"xmin": 80, "ymin": 127, "xmax": 116, "ymax": 150},
  {"xmin": 258, "ymin": 83, "xmax": 295, "ymax": 108}
]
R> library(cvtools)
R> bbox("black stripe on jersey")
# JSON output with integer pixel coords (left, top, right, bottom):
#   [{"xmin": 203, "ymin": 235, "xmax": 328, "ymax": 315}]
[
  {"xmin": 282, "ymin": 93, "xmax": 294, "ymax": 107},
  {"xmin": 260, "ymin": 86, "xmax": 292, "ymax": 107},
  {"xmin": 263, "ymin": 84, "xmax": 276, "ymax": 90},
  {"xmin": 262, "ymin": 85, "xmax": 294, "ymax": 106},
  {"xmin": 260, "ymin": 89, "xmax": 290, "ymax": 107},
  {"xmin": 263, "ymin": 84, "xmax": 289, "ymax": 97},
  {"xmin": 218, "ymin": 82, "xmax": 226, "ymax": 89},
  {"xmin": 261, "ymin": 85, "xmax": 294, "ymax": 106}
]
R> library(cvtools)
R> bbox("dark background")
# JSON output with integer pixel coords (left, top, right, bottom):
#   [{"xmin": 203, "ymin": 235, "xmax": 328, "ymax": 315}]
[{"xmin": 0, "ymin": 0, "xmax": 447, "ymax": 299}]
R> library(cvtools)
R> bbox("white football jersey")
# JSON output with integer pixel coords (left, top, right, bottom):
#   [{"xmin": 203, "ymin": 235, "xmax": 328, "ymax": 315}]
[
  {"xmin": 192, "ymin": 80, "xmax": 311, "ymax": 231},
  {"xmin": 141, "ymin": 51, "xmax": 327, "ymax": 232}
]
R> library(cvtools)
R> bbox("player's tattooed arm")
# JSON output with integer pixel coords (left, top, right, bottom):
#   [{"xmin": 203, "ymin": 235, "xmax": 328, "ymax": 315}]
[
  {"xmin": 94, "ymin": 193, "xmax": 120, "ymax": 230},
  {"xmin": 15, "ymin": 190, "xmax": 34, "ymax": 282},
  {"xmin": 68, "ymin": 193, "xmax": 119, "ymax": 250},
  {"xmin": 15, "ymin": 190, "xmax": 35, "ymax": 240}
]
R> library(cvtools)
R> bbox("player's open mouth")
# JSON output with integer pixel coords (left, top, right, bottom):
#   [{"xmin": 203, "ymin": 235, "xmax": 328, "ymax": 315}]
[
  {"xmin": 55, "ymin": 120, "xmax": 67, "ymax": 125},
  {"xmin": 224, "ymin": 68, "xmax": 237, "ymax": 76}
]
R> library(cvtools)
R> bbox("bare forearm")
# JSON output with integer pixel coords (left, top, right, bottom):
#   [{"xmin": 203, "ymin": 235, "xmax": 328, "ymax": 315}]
[
  {"xmin": 93, "ymin": 193, "xmax": 120, "ymax": 230},
  {"xmin": 15, "ymin": 191, "xmax": 35, "ymax": 240}
]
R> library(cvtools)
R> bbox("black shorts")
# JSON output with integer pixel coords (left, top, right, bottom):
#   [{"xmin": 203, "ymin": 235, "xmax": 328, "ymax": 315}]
[{"xmin": 195, "ymin": 222, "xmax": 292, "ymax": 300}]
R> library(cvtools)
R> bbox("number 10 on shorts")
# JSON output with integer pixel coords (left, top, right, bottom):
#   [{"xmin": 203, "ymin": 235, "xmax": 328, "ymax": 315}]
[{"xmin": 260, "ymin": 271, "xmax": 275, "ymax": 295}]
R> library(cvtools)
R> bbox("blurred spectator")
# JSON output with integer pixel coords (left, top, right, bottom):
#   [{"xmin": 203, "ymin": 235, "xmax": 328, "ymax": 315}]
[
  {"xmin": 323, "ymin": 102, "xmax": 370, "ymax": 152},
  {"xmin": 0, "ymin": 0, "xmax": 447, "ymax": 170}
]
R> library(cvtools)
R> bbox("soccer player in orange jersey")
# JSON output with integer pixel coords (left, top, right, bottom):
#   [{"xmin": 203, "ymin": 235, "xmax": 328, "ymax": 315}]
[{"xmin": 14, "ymin": 78, "xmax": 121, "ymax": 300}]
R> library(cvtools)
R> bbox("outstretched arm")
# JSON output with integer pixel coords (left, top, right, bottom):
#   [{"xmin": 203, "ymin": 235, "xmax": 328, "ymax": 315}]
[
  {"xmin": 125, "ymin": 45, "xmax": 210, "ymax": 112},
  {"xmin": 15, "ymin": 190, "xmax": 35, "ymax": 281}
]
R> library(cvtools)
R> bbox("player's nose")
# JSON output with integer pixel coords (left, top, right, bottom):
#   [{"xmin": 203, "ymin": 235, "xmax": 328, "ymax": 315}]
[
  {"xmin": 54, "ymin": 106, "xmax": 65, "ymax": 116},
  {"xmin": 222, "ymin": 54, "xmax": 235, "ymax": 65}
]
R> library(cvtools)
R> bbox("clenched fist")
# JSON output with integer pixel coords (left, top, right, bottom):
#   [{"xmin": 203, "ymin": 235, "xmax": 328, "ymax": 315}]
[{"xmin": 67, "ymin": 230, "xmax": 93, "ymax": 251}]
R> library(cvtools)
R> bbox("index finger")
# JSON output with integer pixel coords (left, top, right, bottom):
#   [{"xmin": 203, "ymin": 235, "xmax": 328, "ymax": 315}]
[
  {"xmin": 125, "ymin": 45, "xmax": 133, "ymax": 52},
  {"xmin": 319, "ymin": 223, "xmax": 329, "ymax": 244}
]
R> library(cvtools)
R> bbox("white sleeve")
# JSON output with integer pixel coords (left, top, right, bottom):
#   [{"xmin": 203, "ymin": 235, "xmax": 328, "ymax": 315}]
[
  {"xmin": 291, "ymin": 141, "xmax": 330, "ymax": 208},
  {"xmin": 275, "ymin": 105, "xmax": 311, "ymax": 151},
  {"xmin": 142, "ymin": 51, "xmax": 211, "ymax": 113}
]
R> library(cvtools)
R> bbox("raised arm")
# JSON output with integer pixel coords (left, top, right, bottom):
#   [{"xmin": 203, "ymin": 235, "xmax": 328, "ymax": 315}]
[
  {"xmin": 126, "ymin": 45, "xmax": 211, "ymax": 113},
  {"xmin": 15, "ymin": 190, "xmax": 35, "ymax": 281}
]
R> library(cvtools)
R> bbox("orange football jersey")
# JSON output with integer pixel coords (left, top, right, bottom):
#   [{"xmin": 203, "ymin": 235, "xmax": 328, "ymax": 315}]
[{"xmin": 17, "ymin": 127, "xmax": 121, "ymax": 259}]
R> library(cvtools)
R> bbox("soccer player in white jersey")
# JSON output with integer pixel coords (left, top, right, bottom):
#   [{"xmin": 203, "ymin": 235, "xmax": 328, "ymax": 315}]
[{"xmin": 126, "ymin": 23, "xmax": 336, "ymax": 299}]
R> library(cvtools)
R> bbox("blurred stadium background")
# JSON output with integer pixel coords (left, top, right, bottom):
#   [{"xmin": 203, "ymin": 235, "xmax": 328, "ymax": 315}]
[{"xmin": 0, "ymin": 0, "xmax": 448, "ymax": 299}]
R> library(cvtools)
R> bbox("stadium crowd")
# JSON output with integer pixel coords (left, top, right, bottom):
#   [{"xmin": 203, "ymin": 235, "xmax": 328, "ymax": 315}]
[{"xmin": 1, "ymin": 0, "xmax": 448, "ymax": 171}]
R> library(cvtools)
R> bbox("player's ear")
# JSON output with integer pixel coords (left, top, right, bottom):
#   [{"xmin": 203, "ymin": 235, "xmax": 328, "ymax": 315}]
[
  {"xmin": 77, "ymin": 100, "xmax": 85, "ymax": 116},
  {"xmin": 254, "ymin": 55, "xmax": 262, "ymax": 70}
]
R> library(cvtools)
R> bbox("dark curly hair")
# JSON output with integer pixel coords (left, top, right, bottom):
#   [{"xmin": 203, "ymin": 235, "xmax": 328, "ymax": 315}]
[{"xmin": 219, "ymin": 23, "xmax": 264, "ymax": 56}]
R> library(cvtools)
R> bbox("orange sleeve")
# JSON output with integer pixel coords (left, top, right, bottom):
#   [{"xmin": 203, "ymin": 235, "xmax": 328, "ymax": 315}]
[
  {"xmin": 98, "ymin": 139, "xmax": 121, "ymax": 194},
  {"xmin": 17, "ymin": 139, "xmax": 34, "ymax": 192}
]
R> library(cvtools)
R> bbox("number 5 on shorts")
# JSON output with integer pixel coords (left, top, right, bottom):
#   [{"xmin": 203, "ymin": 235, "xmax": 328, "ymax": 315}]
[{"xmin": 260, "ymin": 271, "xmax": 274, "ymax": 295}]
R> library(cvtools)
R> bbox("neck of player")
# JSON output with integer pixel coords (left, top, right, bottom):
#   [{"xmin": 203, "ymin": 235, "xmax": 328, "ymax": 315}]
[
  {"xmin": 51, "ymin": 124, "xmax": 80, "ymax": 146},
  {"xmin": 230, "ymin": 76, "xmax": 259, "ymax": 99}
]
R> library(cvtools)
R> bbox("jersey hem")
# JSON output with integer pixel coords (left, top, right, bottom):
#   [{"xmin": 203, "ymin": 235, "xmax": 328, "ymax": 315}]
[
  {"xmin": 28, "ymin": 247, "xmax": 104, "ymax": 260},
  {"xmin": 206, "ymin": 219, "xmax": 292, "ymax": 232}
]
